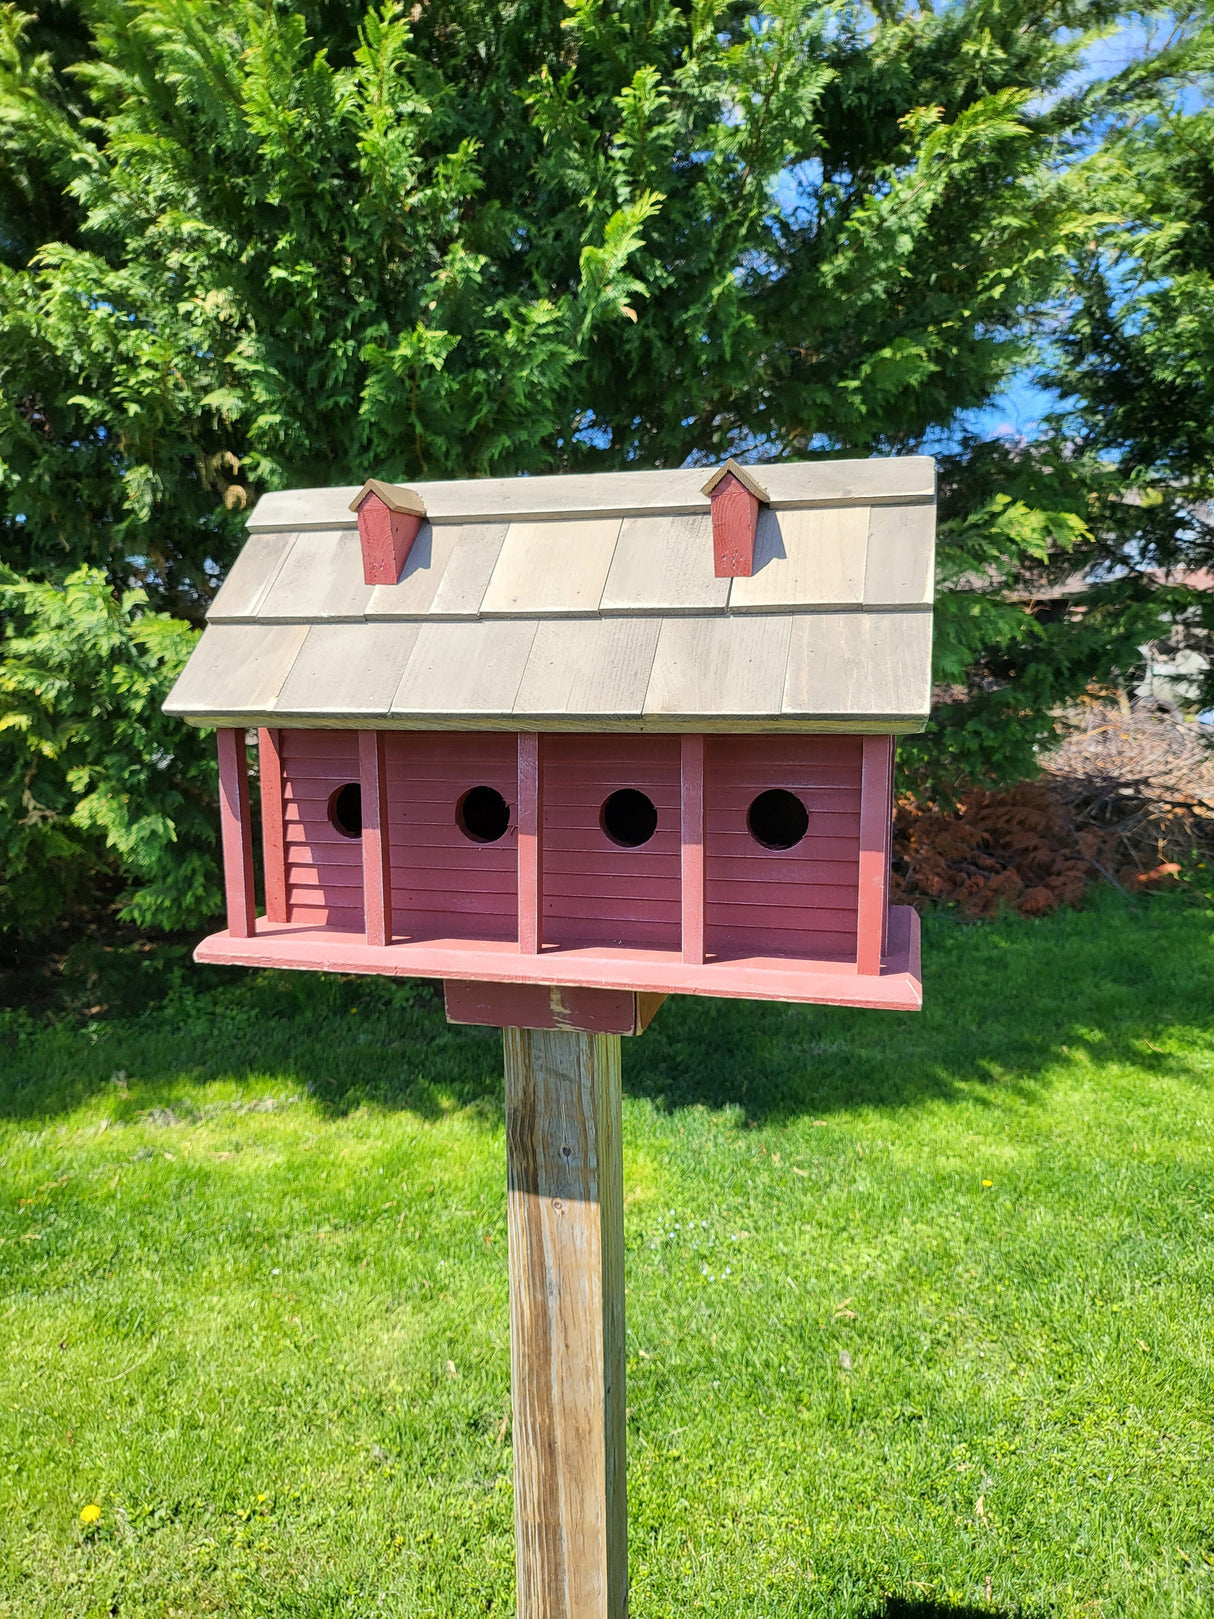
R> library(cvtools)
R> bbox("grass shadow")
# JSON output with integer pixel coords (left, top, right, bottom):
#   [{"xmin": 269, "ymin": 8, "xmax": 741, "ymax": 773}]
[
  {"xmin": 1, "ymin": 892, "xmax": 1211, "ymax": 1127},
  {"xmin": 625, "ymin": 891, "xmax": 1214, "ymax": 1122}
]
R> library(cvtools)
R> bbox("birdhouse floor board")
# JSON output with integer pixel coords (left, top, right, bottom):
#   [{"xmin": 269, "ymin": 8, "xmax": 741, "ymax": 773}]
[{"xmin": 193, "ymin": 905, "xmax": 920, "ymax": 1011}]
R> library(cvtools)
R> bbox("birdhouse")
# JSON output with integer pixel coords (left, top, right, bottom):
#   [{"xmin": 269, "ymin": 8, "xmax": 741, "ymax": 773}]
[
  {"xmin": 165, "ymin": 456, "xmax": 935, "ymax": 1016},
  {"xmin": 166, "ymin": 454, "xmax": 936, "ymax": 1619}
]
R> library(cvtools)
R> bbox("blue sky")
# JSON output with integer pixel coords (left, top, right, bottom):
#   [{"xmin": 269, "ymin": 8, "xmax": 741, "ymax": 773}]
[{"xmin": 956, "ymin": 373, "xmax": 1063, "ymax": 445}]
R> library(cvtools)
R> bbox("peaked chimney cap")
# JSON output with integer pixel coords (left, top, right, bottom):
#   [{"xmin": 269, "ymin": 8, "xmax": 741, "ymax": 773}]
[
  {"xmin": 700, "ymin": 458, "xmax": 769, "ymax": 503},
  {"xmin": 349, "ymin": 478, "xmax": 427, "ymax": 517}
]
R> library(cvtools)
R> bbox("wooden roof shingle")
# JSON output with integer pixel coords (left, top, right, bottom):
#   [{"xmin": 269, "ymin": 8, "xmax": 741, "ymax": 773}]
[{"xmin": 166, "ymin": 457, "xmax": 936, "ymax": 733}]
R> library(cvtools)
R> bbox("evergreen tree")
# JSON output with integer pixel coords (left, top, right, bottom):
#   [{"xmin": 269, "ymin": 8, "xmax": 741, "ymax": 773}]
[
  {"xmin": 1, "ymin": 0, "xmax": 1126, "ymax": 615},
  {"xmin": 0, "ymin": 0, "xmax": 1188, "ymax": 929},
  {"xmin": 1051, "ymin": 31, "xmax": 1214, "ymax": 595}
]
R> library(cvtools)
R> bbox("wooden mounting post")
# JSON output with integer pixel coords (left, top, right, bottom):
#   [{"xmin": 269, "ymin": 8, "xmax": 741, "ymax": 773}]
[{"xmin": 503, "ymin": 1026, "xmax": 627, "ymax": 1619}]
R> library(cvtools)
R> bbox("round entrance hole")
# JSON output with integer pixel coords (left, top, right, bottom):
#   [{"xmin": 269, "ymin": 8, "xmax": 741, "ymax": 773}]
[
  {"xmin": 600, "ymin": 788, "xmax": 658, "ymax": 849},
  {"xmin": 328, "ymin": 782, "xmax": 363, "ymax": 839},
  {"xmin": 457, "ymin": 785, "xmax": 511, "ymax": 844},
  {"xmin": 747, "ymin": 788, "xmax": 808, "ymax": 850}
]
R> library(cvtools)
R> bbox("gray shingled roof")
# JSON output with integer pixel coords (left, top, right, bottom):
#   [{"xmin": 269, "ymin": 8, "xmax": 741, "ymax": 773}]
[{"xmin": 165, "ymin": 458, "xmax": 936, "ymax": 733}]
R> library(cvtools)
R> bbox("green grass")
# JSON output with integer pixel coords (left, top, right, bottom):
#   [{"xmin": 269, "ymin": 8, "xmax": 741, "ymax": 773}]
[{"xmin": 2, "ymin": 895, "xmax": 1214, "ymax": 1617}]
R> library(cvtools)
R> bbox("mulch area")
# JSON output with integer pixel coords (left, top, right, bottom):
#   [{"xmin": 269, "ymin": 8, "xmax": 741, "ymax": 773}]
[{"xmin": 893, "ymin": 701, "xmax": 1214, "ymax": 916}]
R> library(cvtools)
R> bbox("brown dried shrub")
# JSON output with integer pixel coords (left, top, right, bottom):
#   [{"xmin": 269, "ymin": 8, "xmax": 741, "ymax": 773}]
[
  {"xmin": 893, "ymin": 701, "xmax": 1214, "ymax": 916},
  {"xmin": 892, "ymin": 783, "xmax": 1093, "ymax": 916}
]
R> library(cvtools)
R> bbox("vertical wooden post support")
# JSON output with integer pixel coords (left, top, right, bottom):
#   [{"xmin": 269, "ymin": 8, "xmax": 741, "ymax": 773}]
[
  {"xmin": 883, "ymin": 737, "xmax": 896, "ymax": 959},
  {"xmin": 503, "ymin": 1027, "xmax": 627, "ymax": 1619},
  {"xmin": 257, "ymin": 727, "xmax": 288, "ymax": 924},
  {"xmin": 216, "ymin": 728, "xmax": 256, "ymax": 939},
  {"xmin": 857, "ymin": 733, "xmax": 895, "ymax": 975},
  {"xmin": 518, "ymin": 733, "xmax": 543, "ymax": 954},
  {"xmin": 680, "ymin": 733, "xmax": 706, "ymax": 965},
  {"xmin": 359, "ymin": 729, "xmax": 392, "ymax": 947}
]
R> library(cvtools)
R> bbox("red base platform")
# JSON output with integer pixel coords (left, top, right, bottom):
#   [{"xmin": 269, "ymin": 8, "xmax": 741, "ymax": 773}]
[{"xmin": 194, "ymin": 905, "xmax": 921, "ymax": 1012}]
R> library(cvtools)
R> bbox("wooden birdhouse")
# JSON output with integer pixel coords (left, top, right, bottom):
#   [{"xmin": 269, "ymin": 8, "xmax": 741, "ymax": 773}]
[
  {"xmin": 166, "ymin": 457, "xmax": 935, "ymax": 1014},
  {"xmin": 166, "ymin": 456, "xmax": 935, "ymax": 1619}
]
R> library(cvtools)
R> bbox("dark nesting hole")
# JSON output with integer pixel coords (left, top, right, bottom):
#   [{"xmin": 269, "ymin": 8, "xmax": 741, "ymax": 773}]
[
  {"xmin": 747, "ymin": 788, "xmax": 808, "ymax": 850},
  {"xmin": 457, "ymin": 785, "xmax": 510, "ymax": 844},
  {"xmin": 328, "ymin": 782, "xmax": 362, "ymax": 839},
  {"xmin": 600, "ymin": 788, "xmax": 658, "ymax": 849}
]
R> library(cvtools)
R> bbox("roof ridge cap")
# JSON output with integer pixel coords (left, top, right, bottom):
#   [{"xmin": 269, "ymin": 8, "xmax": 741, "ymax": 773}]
[
  {"xmin": 349, "ymin": 478, "xmax": 427, "ymax": 516},
  {"xmin": 701, "ymin": 458, "xmax": 769, "ymax": 502}
]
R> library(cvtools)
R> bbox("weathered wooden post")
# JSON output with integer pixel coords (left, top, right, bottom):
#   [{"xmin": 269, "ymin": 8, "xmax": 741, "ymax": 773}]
[
  {"xmin": 165, "ymin": 455, "xmax": 935, "ymax": 1611},
  {"xmin": 505, "ymin": 1025, "xmax": 626, "ymax": 1619},
  {"xmin": 447, "ymin": 985, "xmax": 663, "ymax": 1616}
]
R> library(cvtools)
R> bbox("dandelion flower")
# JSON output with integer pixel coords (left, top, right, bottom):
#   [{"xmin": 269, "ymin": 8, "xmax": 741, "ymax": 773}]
[
  {"xmin": 982, "ymin": 1180, "xmax": 993, "ymax": 1188},
  {"xmin": 80, "ymin": 1504, "xmax": 101, "ymax": 1525}
]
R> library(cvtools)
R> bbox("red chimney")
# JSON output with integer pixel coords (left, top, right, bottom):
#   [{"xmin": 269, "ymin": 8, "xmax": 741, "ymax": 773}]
[
  {"xmin": 701, "ymin": 460, "xmax": 769, "ymax": 578},
  {"xmin": 349, "ymin": 479, "xmax": 427, "ymax": 586}
]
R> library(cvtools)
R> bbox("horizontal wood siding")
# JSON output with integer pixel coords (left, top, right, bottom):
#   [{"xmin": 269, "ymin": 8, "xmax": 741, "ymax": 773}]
[
  {"xmin": 543, "ymin": 736, "xmax": 681, "ymax": 950},
  {"xmin": 384, "ymin": 732, "xmax": 518, "ymax": 942},
  {"xmin": 282, "ymin": 730, "xmax": 364, "ymax": 931},
  {"xmin": 705, "ymin": 736, "xmax": 862, "ymax": 961}
]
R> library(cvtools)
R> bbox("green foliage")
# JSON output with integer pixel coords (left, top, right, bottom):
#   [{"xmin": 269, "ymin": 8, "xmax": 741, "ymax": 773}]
[
  {"xmin": 0, "ymin": 0, "xmax": 1127, "ymax": 614},
  {"xmin": 1056, "ymin": 28, "xmax": 1214, "ymax": 494},
  {"xmin": 1031, "ymin": 27, "xmax": 1214, "ymax": 712},
  {"xmin": 0, "ymin": 0, "xmax": 1204, "ymax": 922},
  {"xmin": 903, "ymin": 438, "xmax": 1177, "ymax": 795},
  {"xmin": 0, "ymin": 566, "xmax": 217, "ymax": 934}
]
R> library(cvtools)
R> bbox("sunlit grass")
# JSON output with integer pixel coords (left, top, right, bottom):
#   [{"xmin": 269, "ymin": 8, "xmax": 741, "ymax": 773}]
[{"xmin": 1, "ymin": 893, "xmax": 1212, "ymax": 1617}]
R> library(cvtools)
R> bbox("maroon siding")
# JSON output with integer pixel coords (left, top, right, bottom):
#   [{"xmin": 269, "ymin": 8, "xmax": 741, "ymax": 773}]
[
  {"xmin": 275, "ymin": 727, "xmax": 872, "ymax": 964},
  {"xmin": 282, "ymin": 730, "xmax": 364, "ymax": 931},
  {"xmin": 542, "ymin": 735, "xmax": 682, "ymax": 951},
  {"xmin": 384, "ymin": 732, "xmax": 518, "ymax": 942},
  {"xmin": 704, "ymin": 736, "xmax": 862, "ymax": 961}
]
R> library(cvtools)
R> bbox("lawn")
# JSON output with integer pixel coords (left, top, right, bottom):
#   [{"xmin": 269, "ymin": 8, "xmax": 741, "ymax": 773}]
[{"xmin": 1, "ymin": 894, "xmax": 1213, "ymax": 1618}]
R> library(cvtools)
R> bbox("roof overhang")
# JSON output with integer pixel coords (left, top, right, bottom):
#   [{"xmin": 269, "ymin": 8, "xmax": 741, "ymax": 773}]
[{"xmin": 166, "ymin": 457, "xmax": 937, "ymax": 732}]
